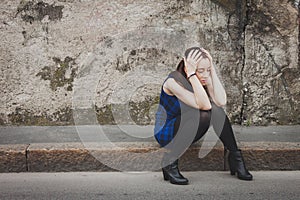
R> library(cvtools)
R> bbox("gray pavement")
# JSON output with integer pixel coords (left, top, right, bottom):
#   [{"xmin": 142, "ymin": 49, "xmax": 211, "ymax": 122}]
[
  {"xmin": 0, "ymin": 125, "xmax": 299, "ymax": 144},
  {"xmin": 0, "ymin": 171, "xmax": 300, "ymax": 200}
]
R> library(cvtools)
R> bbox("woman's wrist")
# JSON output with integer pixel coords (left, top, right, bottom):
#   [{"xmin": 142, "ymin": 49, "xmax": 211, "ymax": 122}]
[
  {"xmin": 186, "ymin": 70, "xmax": 196, "ymax": 77},
  {"xmin": 187, "ymin": 73, "xmax": 197, "ymax": 80}
]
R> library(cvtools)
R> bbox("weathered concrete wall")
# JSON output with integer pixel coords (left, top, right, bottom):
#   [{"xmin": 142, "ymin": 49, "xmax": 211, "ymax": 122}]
[
  {"xmin": 0, "ymin": 0, "xmax": 299, "ymax": 126},
  {"xmin": 243, "ymin": 0, "xmax": 300, "ymax": 125}
]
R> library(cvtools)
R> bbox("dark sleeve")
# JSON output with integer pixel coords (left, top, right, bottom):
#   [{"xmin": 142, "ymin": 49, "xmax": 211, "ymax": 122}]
[{"xmin": 168, "ymin": 71, "xmax": 193, "ymax": 92}]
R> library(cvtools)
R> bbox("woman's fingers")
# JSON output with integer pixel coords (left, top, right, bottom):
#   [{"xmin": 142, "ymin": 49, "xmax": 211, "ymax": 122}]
[
  {"xmin": 183, "ymin": 56, "xmax": 187, "ymax": 66},
  {"xmin": 188, "ymin": 49, "xmax": 202, "ymax": 61},
  {"xmin": 200, "ymin": 48, "xmax": 208, "ymax": 56},
  {"xmin": 200, "ymin": 47, "xmax": 206, "ymax": 53},
  {"xmin": 193, "ymin": 50, "xmax": 202, "ymax": 60},
  {"xmin": 195, "ymin": 51, "xmax": 203, "ymax": 60},
  {"xmin": 186, "ymin": 49, "xmax": 207, "ymax": 69},
  {"xmin": 189, "ymin": 49, "xmax": 197, "ymax": 59},
  {"xmin": 200, "ymin": 48, "xmax": 212, "ymax": 60},
  {"xmin": 196, "ymin": 54, "xmax": 203, "ymax": 63}
]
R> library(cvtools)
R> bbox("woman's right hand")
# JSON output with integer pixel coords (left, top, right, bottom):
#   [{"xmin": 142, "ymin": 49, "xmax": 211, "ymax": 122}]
[{"xmin": 183, "ymin": 49, "xmax": 203, "ymax": 76}]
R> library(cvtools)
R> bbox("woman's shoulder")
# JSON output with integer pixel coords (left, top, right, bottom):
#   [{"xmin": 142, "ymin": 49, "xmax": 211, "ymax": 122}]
[
  {"xmin": 168, "ymin": 71, "xmax": 181, "ymax": 79},
  {"xmin": 165, "ymin": 71, "xmax": 187, "ymax": 84},
  {"xmin": 165, "ymin": 70, "xmax": 192, "ymax": 92},
  {"xmin": 163, "ymin": 71, "xmax": 181, "ymax": 87}
]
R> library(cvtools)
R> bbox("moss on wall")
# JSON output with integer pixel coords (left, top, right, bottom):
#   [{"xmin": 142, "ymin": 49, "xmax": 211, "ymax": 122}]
[
  {"xmin": 17, "ymin": 0, "xmax": 64, "ymax": 23},
  {"xmin": 0, "ymin": 114, "xmax": 5, "ymax": 125},
  {"xmin": 7, "ymin": 106, "xmax": 74, "ymax": 125},
  {"xmin": 95, "ymin": 96, "xmax": 160, "ymax": 125},
  {"xmin": 210, "ymin": 0, "xmax": 240, "ymax": 12},
  {"xmin": 128, "ymin": 95, "xmax": 160, "ymax": 125},
  {"xmin": 36, "ymin": 57, "xmax": 77, "ymax": 91},
  {"xmin": 95, "ymin": 104, "xmax": 116, "ymax": 125}
]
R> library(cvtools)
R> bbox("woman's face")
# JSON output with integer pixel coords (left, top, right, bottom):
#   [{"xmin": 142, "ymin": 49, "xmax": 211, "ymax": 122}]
[{"xmin": 196, "ymin": 58, "xmax": 211, "ymax": 86}]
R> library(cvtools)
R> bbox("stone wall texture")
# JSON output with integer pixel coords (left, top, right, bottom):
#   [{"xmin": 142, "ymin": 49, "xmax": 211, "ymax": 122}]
[{"xmin": 0, "ymin": 0, "xmax": 299, "ymax": 126}]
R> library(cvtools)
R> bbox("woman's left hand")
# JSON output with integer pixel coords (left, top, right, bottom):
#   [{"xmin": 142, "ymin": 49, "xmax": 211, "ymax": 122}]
[
  {"xmin": 200, "ymin": 48, "xmax": 212, "ymax": 61},
  {"xmin": 200, "ymin": 48, "xmax": 216, "ymax": 74}
]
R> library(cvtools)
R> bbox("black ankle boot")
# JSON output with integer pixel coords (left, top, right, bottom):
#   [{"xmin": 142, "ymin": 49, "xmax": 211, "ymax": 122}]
[
  {"xmin": 162, "ymin": 159, "xmax": 189, "ymax": 185},
  {"xmin": 228, "ymin": 149, "xmax": 253, "ymax": 181}
]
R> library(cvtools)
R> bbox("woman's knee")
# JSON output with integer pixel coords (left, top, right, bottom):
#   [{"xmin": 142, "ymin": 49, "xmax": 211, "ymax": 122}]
[
  {"xmin": 182, "ymin": 108, "xmax": 211, "ymax": 122},
  {"xmin": 211, "ymin": 102, "xmax": 226, "ymax": 115}
]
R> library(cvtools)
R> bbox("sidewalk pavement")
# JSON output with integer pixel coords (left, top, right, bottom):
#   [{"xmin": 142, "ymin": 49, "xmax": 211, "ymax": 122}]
[
  {"xmin": 1, "ymin": 171, "xmax": 300, "ymax": 200},
  {"xmin": 0, "ymin": 125, "xmax": 299, "ymax": 173}
]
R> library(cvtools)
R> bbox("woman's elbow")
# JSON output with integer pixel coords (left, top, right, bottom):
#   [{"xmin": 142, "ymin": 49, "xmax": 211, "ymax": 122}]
[
  {"xmin": 215, "ymin": 99, "xmax": 227, "ymax": 107},
  {"xmin": 199, "ymin": 103, "xmax": 212, "ymax": 110},
  {"xmin": 212, "ymin": 96, "xmax": 227, "ymax": 107},
  {"xmin": 218, "ymin": 96, "xmax": 227, "ymax": 107}
]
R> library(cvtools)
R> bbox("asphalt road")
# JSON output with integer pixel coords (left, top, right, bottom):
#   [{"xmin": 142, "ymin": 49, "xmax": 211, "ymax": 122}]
[{"xmin": 0, "ymin": 171, "xmax": 299, "ymax": 200}]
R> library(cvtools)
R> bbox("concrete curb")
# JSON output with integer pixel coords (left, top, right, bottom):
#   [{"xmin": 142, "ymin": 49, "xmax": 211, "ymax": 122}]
[{"xmin": 1, "ymin": 141, "xmax": 300, "ymax": 172}]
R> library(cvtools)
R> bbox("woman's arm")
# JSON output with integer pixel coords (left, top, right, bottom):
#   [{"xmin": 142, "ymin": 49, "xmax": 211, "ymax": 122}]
[
  {"xmin": 164, "ymin": 77, "xmax": 211, "ymax": 110},
  {"xmin": 202, "ymin": 49, "xmax": 227, "ymax": 106},
  {"xmin": 164, "ymin": 49, "xmax": 212, "ymax": 110},
  {"xmin": 206, "ymin": 63, "xmax": 227, "ymax": 106}
]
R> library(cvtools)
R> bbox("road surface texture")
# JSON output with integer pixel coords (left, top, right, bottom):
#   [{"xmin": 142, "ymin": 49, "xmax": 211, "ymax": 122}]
[{"xmin": 1, "ymin": 171, "xmax": 299, "ymax": 200}]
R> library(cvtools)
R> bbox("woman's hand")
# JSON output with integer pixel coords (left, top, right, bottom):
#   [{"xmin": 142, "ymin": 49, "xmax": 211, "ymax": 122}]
[
  {"xmin": 183, "ymin": 49, "xmax": 203, "ymax": 76},
  {"xmin": 200, "ymin": 48, "xmax": 215, "ymax": 86},
  {"xmin": 200, "ymin": 48, "xmax": 227, "ymax": 106},
  {"xmin": 200, "ymin": 48, "xmax": 215, "ymax": 74},
  {"xmin": 200, "ymin": 48, "xmax": 212, "ymax": 63}
]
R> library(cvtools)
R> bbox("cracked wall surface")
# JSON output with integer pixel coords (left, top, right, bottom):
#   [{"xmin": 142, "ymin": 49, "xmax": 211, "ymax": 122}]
[
  {"xmin": 0, "ymin": 0, "xmax": 299, "ymax": 125},
  {"xmin": 243, "ymin": 0, "xmax": 299, "ymax": 125}
]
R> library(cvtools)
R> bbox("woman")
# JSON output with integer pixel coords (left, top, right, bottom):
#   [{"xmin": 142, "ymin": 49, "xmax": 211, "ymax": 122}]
[{"xmin": 154, "ymin": 47, "xmax": 253, "ymax": 185}]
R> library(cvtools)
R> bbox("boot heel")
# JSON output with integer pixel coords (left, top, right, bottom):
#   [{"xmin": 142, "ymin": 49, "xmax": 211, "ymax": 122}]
[
  {"xmin": 229, "ymin": 160, "xmax": 236, "ymax": 175},
  {"xmin": 161, "ymin": 159, "xmax": 189, "ymax": 185},
  {"xmin": 223, "ymin": 147, "xmax": 228, "ymax": 171},
  {"xmin": 230, "ymin": 169, "xmax": 236, "ymax": 175},
  {"xmin": 228, "ymin": 150, "xmax": 253, "ymax": 180},
  {"xmin": 162, "ymin": 169, "xmax": 169, "ymax": 181}
]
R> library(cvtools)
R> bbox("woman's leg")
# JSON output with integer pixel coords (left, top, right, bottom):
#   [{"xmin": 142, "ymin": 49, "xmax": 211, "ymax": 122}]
[
  {"xmin": 210, "ymin": 102, "xmax": 238, "ymax": 151},
  {"xmin": 173, "ymin": 108, "xmax": 211, "ymax": 144},
  {"xmin": 210, "ymin": 102, "xmax": 253, "ymax": 180},
  {"xmin": 161, "ymin": 108, "xmax": 211, "ymax": 185},
  {"xmin": 172, "ymin": 103, "xmax": 238, "ymax": 149},
  {"xmin": 192, "ymin": 110, "xmax": 211, "ymax": 143},
  {"xmin": 164, "ymin": 108, "xmax": 205, "ymax": 161}
]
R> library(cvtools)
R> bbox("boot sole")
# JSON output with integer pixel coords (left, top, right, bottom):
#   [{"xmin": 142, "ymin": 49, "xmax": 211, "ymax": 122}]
[
  {"xmin": 237, "ymin": 175, "xmax": 253, "ymax": 181},
  {"xmin": 163, "ymin": 170, "xmax": 189, "ymax": 184},
  {"xmin": 231, "ymin": 171, "xmax": 253, "ymax": 181},
  {"xmin": 163, "ymin": 175, "xmax": 189, "ymax": 184},
  {"xmin": 170, "ymin": 180, "xmax": 189, "ymax": 185}
]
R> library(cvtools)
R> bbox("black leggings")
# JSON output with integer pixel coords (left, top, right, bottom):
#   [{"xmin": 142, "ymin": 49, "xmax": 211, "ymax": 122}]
[{"xmin": 173, "ymin": 102, "xmax": 238, "ymax": 151}]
